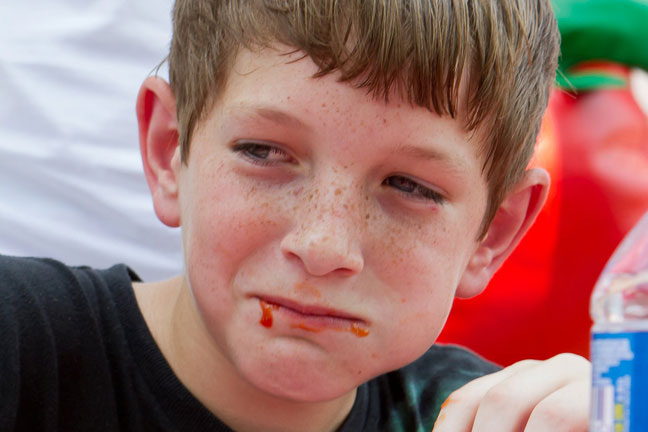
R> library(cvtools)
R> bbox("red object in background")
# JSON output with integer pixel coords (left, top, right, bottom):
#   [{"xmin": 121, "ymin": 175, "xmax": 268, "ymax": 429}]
[{"xmin": 438, "ymin": 65, "xmax": 648, "ymax": 366}]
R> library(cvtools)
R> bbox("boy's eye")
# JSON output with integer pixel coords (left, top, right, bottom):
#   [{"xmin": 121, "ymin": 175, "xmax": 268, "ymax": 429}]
[
  {"xmin": 232, "ymin": 142, "xmax": 294, "ymax": 165},
  {"xmin": 383, "ymin": 175, "xmax": 445, "ymax": 204}
]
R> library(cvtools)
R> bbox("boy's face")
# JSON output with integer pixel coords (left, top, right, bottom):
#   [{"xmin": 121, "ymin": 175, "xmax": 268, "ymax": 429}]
[{"xmin": 175, "ymin": 47, "xmax": 489, "ymax": 402}]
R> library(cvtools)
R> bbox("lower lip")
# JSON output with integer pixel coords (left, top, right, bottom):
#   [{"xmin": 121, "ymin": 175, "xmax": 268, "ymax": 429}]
[{"xmin": 258, "ymin": 299, "xmax": 369, "ymax": 337}]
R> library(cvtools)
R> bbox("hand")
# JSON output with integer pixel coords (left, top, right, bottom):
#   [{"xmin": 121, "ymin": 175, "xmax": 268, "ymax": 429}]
[{"xmin": 432, "ymin": 353, "xmax": 591, "ymax": 432}]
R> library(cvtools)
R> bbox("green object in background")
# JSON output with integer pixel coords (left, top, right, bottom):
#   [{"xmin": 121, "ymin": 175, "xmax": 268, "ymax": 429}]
[
  {"xmin": 555, "ymin": 67, "xmax": 628, "ymax": 90},
  {"xmin": 552, "ymin": 0, "xmax": 648, "ymax": 90}
]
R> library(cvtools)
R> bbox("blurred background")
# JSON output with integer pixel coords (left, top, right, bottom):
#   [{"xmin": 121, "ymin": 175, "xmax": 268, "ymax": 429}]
[{"xmin": 0, "ymin": 0, "xmax": 181, "ymax": 281}]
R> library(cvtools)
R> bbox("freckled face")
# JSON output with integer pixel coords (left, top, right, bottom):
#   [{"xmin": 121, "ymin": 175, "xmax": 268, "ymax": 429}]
[{"xmin": 177, "ymin": 48, "xmax": 488, "ymax": 402}]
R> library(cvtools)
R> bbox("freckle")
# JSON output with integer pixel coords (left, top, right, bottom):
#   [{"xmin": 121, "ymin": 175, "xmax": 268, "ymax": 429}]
[
  {"xmin": 335, "ymin": 188, "xmax": 342, "ymax": 196},
  {"xmin": 382, "ymin": 118, "xmax": 387, "ymax": 124},
  {"xmin": 401, "ymin": 298, "xmax": 407, "ymax": 303},
  {"xmin": 371, "ymin": 353, "xmax": 378, "ymax": 359},
  {"xmin": 365, "ymin": 213, "xmax": 370, "ymax": 219}
]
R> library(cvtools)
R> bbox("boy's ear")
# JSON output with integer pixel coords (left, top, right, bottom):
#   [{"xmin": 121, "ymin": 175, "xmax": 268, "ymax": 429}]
[
  {"xmin": 456, "ymin": 168, "xmax": 550, "ymax": 298},
  {"xmin": 136, "ymin": 76, "xmax": 181, "ymax": 228}
]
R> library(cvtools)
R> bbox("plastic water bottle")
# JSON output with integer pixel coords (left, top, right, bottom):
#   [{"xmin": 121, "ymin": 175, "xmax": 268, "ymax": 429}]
[{"xmin": 590, "ymin": 212, "xmax": 648, "ymax": 432}]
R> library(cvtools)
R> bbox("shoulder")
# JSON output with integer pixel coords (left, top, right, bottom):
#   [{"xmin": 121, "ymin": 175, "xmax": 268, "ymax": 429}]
[
  {"xmin": 0, "ymin": 255, "xmax": 144, "ymax": 430},
  {"xmin": 0, "ymin": 254, "xmax": 140, "ymax": 336},
  {"xmin": 0, "ymin": 254, "xmax": 139, "ymax": 298}
]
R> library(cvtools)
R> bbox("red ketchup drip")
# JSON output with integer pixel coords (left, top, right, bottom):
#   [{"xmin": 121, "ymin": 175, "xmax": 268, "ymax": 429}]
[
  {"xmin": 350, "ymin": 323, "xmax": 369, "ymax": 337},
  {"xmin": 259, "ymin": 300, "xmax": 278, "ymax": 328},
  {"xmin": 291, "ymin": 323, "xmax": 322, "ymax": 333}
]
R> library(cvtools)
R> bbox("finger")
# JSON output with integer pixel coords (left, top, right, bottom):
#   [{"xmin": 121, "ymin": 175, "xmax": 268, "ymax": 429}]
[
  {"xmin": 432, "ymin": 359, "xmax": 541, "ymax": 432},
  {"xmin": 524, "ymin": 379, "xmax": 590, "ymax": 432},
  {"xmin": 471, "ymin": 354, "xmax": 590, "ymax": 431}
]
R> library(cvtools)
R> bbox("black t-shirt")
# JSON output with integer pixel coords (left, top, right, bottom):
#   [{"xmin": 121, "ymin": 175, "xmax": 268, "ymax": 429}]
[{"xmin": 0, "ymin": 255, "xmax": 499, "ymax": 431}]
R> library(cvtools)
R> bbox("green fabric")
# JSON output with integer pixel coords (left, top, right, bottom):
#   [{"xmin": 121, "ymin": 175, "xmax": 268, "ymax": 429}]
[
  {"xmin": 552, "ymin": 0, "xmax": 648, "ymax": 90},
  {"xmin": 555, "ymin": 70, "xmax": 628, "ymax": 91},
  {"xmin": 371, "ymin": 344, "xmax": 500, "ymax": 432}
]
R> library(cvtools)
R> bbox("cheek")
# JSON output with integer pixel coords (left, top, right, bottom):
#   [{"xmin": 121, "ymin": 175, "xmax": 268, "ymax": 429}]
[
  {"xmin": 366, "ymin": 221, "xmax": 470, "ymax": 357},
  {"xmin": 180, "ymin": 165, "xmax": 287, "ymax": 313},
  {"xmin": 369, "ymin": 219, "xmax": 467, "ymax": 298}
]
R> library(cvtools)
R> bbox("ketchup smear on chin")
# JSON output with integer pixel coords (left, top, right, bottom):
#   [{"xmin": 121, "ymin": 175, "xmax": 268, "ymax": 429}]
[{"xmin": 258, "ymin": 299, "xmax": 369, "ymax": 337}]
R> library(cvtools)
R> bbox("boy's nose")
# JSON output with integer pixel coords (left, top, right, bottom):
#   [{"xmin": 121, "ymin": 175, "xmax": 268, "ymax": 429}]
[{"xmin": 279, "ymin": 188, "xmax": 365, "ymax": 277}]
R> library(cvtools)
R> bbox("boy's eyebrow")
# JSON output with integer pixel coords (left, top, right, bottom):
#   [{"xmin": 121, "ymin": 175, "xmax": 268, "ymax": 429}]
[
  {"xmin": 395, "ymin": 144, "xmax": 449, "ymax": 162},
  {"xmin": 394, "ymin": 144, "xmax": 468, "ymax": 173},
  {"xmin": 228, "ymin": 105, "xmax": 312, "ymax": 132}
]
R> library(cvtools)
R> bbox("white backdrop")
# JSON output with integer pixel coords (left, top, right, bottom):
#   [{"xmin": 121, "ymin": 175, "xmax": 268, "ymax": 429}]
[{"xmin": 0, "ymin": 0, "xmax": 182, "ymax": 281}]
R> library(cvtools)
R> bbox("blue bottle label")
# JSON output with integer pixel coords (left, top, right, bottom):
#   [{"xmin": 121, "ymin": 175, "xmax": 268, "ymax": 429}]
[{"xmin": 590, "ymin": 331, "xmax": 648, "ymax": 432}]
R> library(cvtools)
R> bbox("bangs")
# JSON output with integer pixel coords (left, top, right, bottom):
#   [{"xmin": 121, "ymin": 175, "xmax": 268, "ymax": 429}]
[{"xmin": 227, "ymin": 1, "xmax": 489, "ymax": 126}]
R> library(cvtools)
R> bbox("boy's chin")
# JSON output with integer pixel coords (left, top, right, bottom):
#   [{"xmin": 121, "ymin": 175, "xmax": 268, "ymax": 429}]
[
  {"xmin": 251, "ymin": 374, "xmax": 356, "ymax": 404},
  {"xmin": 232, "ymin": 347, "xmax": 367, "ymax": 403}
]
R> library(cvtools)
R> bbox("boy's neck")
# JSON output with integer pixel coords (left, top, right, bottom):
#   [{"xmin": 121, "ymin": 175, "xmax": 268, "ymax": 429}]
[{"xmin": 133, "ymin": 277, "xmax": 357, "ymax": 432}]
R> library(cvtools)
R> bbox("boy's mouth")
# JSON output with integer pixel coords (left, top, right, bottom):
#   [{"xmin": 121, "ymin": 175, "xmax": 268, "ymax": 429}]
[{"xmin": 253, "ymin": 296, "xmax": 369, "ymax": 337}]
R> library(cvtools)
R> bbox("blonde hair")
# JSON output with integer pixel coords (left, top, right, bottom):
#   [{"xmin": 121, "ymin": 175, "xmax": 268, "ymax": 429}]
[{"xmin": 168, "ymin": 0, "xmax": 560, "ymax": 237}]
